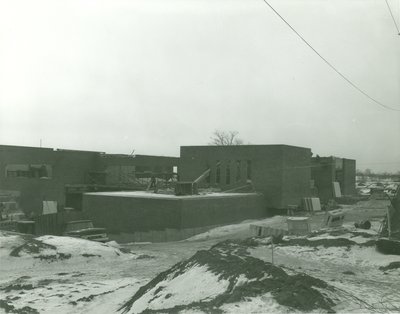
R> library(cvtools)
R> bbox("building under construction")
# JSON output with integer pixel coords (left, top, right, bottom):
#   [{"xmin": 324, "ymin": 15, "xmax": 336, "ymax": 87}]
[
  {"xmin": 0, "ymin": 145, "xmax": 178, "ymax": 215},
  {"xmin": 0, "ymin": 143, "xmax": 356, "ymax": 242}
]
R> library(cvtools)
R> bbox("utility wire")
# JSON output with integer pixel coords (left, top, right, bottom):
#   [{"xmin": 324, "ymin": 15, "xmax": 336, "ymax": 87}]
[
  {"xmin": 385, "ymin": 0, "xmax": 400, "ymax": 35},
  {"xmin": 261, "ymin": 0, "xmax": 400, "ymax": 112}
]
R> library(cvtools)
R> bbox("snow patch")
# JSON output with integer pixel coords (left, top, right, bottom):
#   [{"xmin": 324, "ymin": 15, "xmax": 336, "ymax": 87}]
[
  {"xmin": 128, "ymin": 265, "xmax": 229, "ymax": 313},
  {"xmin": 186, "ymin": 216, "xmax": 287, "ymax": 241},
  {"xmin": 277, "ymin": 245, "xmax": 400, "ymax": 268},
  {"xmin": 219, "ymin": 293, "xmax": 290, "ymax": 313}
]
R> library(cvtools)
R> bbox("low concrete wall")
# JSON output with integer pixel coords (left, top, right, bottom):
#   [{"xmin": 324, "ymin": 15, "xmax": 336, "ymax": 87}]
[
  {"xmin": 82, "ymin": 192, "xmax": 267, "ymax": 240},
  {"xmin": 82, "ymin": 194, "xmax": 182, "ymax": 234}
]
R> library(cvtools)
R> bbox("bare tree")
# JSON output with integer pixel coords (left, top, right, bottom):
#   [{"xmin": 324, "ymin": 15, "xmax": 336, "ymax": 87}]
[{"xmin": 209, "ymin": 130, "xmax": 244, "ymax": 146}]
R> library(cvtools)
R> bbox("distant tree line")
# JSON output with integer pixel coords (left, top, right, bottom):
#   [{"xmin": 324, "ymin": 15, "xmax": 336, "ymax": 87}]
[
  {"xmin": 209, "ymin": 130, "xmax": 244, "ymax": 146},
  {"xmin": 356, "ymin": 168, "xmax": 400, "ymax": 181}
]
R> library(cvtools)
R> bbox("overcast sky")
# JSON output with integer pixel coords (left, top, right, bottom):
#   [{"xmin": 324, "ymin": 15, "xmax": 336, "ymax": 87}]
[{"xmin": 0, "ymin": 0, "xmax": 399, "ymax": 172}]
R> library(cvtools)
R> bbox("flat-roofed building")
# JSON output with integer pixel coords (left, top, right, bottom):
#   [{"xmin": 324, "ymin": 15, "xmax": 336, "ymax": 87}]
[{"xmin": 179, "ymin": 144, "xmax": 312, "ymax": 209}]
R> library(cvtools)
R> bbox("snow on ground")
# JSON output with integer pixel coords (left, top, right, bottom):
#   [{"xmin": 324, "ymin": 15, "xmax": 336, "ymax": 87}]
[
  {"xmin": 0, "ymin": 232, "xmax": 143, "ymax": 313},
  {"xmin": 219, "ymin": 293, "xmax": 290, "ymax": 314},
  {"xmin": 249, "ymin": 224, "xmax": 400, "ymax": 312},
  {"xmin": 307, "ymin": 233, "xmax": 370, "ymax": 244},
  {"xmin": 0, "ymin": 232, "xmax": 135, "ymax": 273},
  {"xmin": 1, "ymin": 276, "xmax": 140, "ymax": 314},
  {"xmin": 120, "ymin": 239, "xmax": 341, "ymax": 314},
  {"xmin": 276, "ymin": 245, "xmax": 400, "ymax": 268},
  {"xmin": 1, "ymin": 199, "xmax": 399, "ymax": 313},
  {"xmin": 127, "ymin": 265, "xmax": 230, "ymax": 313},
  {"xmin": 186, "ymin": 215, "xmax": 287, "ymax": 241},
  {"xmin": 85, "ymin": 191, "xmax": 258, "ymax": 199}
]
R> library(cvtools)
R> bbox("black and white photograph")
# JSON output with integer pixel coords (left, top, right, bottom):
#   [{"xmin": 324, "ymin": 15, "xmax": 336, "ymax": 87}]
[{"xmin": 0, "ymin": 0, "xmax": 399, "ymax": 313}]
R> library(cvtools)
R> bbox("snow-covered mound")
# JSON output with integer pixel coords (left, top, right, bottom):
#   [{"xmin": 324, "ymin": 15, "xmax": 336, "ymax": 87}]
[
  {"xmin": 0, "ymin": 232, "xmax": 140, "ymax": 314},
  {"xmin": 120, "ymin": 239, "xmax": 339, "ymax": 313},
  {"xmin": 12, "ymin": 235, "xmax": 127, "ymax": 260},
  {"xmin": 0, "ymin": 232, "xmax": 133, "ymax": 271}
]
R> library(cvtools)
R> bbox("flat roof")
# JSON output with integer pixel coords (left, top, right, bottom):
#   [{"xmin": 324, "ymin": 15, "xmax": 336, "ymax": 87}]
[
  {"xmin": 180, "ymin": 144, "xmax": 311, "ymax": 150},
  {"xmin": 84, "ymin": 191, "xmax": 260, "ymax": 200},
  {"xmin": 0, "ymin": 144, "xmax": 102, "ymax": 154},
  {"xmin": 0, "ymin": 144, "xmax": 178, "ymax": 158}
]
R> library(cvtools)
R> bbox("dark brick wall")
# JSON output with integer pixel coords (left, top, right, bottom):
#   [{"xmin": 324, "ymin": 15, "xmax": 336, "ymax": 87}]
[
  {"xmin": 311, "ymin": 157, "xmax": 335, "ymax": 203},
  {"xmin": 97, "ymin": 154, "xmax": 179, "ymax": 185},
  {"xmin": 342, "ymin": 158, "xmax": 356, "ymax": 195},
  {"xmin": 0, "ymin": 145, "xmax": 98, "ymax": 214},
  {"xmin": 281, "ymin": 146, "xmax": 312, "ymax": 207},
  {"xmin": 99, "ymin": 154, "xmax": 178, "ymax": 170},
  {"xmin": 179, "ymin": 145, "xmax": 311, "ymax": 209},
  {"xmin": 0, "ymin": 145, "xmax": 179, "ymax": 215}
]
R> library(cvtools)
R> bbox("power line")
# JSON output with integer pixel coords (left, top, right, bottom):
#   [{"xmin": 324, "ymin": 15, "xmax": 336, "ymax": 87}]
[
  {"xmin": 261, "ymin": 0, "xmax": 400, "ymax": 112},
  {"xmin": 385, "ymin": 0, "xmax": 400, "ymax": 35}
]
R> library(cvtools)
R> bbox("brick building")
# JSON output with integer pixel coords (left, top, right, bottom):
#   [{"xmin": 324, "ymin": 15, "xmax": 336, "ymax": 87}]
[
  {"xmin": 0, "ymin": 145, "xmax": 178, "ymax": 215},
  {"xmin": 179, "ymin": 145, "xmax": 312, "ymax": 209}
]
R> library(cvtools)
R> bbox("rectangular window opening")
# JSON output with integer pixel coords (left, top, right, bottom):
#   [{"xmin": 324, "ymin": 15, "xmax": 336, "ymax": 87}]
[
  {"xmin": 247, "ymin": 160, "xmax": 252, "ymax": 180},
  {"xmin": 226, "ymin": 162, "xmax": 231, "ymax": 185},
  {"xmin": 6, "ymin": 164, "xmax": 52, "ymax": 179},
  {"xmin": 216, "ymin": 161, "xmax": 221, "ymax": 184},
  {"xmin": 236, "ymin": 160, "xmax": 241, "ymax": 182}
]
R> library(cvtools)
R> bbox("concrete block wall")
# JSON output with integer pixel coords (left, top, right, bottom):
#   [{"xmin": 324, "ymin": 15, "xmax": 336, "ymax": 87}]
[
  {"xmin": 82, "ymin": 194, "xmax": 182, "ymax": 233},
  {"xmin": 82, "ymin": 192, "xmax": 266, "ymax": 235}
]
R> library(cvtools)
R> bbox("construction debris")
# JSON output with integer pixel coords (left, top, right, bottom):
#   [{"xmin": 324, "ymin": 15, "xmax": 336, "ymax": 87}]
[
  {"xmin": 287, "ymin": 217, "xmax": 311, "ymax": 235},
  {"xmin": 354, "ymin": 220, "xmax": 371, "ymax": 230},
  {"xmin": 324, "ymin": 209, "xmax": 345, "ymax": 228}
]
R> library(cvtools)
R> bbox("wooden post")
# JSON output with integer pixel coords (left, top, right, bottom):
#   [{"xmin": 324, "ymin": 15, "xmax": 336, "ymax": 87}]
[{"xmin": 271, "ymin": 237, "xmax": 274, "ymax": 265}]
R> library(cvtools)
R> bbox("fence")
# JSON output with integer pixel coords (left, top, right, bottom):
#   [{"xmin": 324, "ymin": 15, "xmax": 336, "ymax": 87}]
[{"xmin": 34, "ymin": 211, "xmax": 87, "ymax": 236}]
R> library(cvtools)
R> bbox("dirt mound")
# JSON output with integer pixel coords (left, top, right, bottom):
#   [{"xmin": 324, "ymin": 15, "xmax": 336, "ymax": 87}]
[
  {"xmin": 309, "ymin": 229, "xmax": 375, "ymax": 239},
  {"xmin": 120, "ymin": 239, "xmax": 338, "ymax": 313},
  {"xmin": 10, "ymin": 238, "xmax": 58, "ymax": 256},
  {"xmin": 379, "ymin": 261, "xmax": 400, "ymax": 271},
  {"xmin": 0, "ymin": 300, "xmax": 39, "ymax": 314},
  {"xmin": 280, "ymin": 237, "xmax": 375, "ymax": 248},
  {"xmin": 9, "ymin": 238, "xmax": 72, "ymax": 262}
]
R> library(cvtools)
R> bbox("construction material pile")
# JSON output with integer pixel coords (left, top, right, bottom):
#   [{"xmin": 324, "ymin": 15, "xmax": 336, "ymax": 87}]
[{"xmin": 377, "ymin": 186, "xmax": 400, "ymax": 255}]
